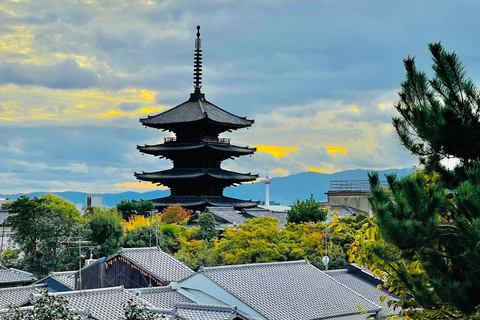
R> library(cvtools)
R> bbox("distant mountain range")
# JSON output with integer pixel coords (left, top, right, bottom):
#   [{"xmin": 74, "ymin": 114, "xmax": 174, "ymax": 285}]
[{"xmin": 0, "ymin": 168, "xmax": 414, "ymax": 208}]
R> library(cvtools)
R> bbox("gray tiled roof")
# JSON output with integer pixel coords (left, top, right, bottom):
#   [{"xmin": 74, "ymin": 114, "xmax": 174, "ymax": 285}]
[
  {"xmin": 118, "ymin": 247, "xmax": 194, "ymax": 282},
  {"xmin": 257, "ymin": 205, "xmax": 291, "ymax": 213},
  {"xmin": 126, "ymin": 286, "xmax": 194, "ymax": 309},
  {"xmin": 200, "ymin": 260, "xmax": 381, "ymax": 320},
  {"xmin": 0, "ymin": 306, "xmax": 90, "ymax": 319},
  {"xmin": 136, "ymin": 168, "xmax": 258, "ymax": 183},
  {"xmin": 50, "ymin": 271, "xmax": 77, "ymax": 290},
  {"xmin": 174, "ymin": 304, "xmax": 240, "ymax": 320},
  {"xmin": 150, "ymin": 304, "xmax": 243, "ymax": 320},
  {"xmin": 152, "ymin": 196, "xmax": 259, "ymax": 210},
  {"xmin": 140, "ymin": 99, "xmax": 254, "ymax": 129},
  {"xmin": 206, "ymin": 206, "xmax": 248, "ymax": 225},
  {"xmin": 0, "ymin": 268, "xmax": 35, "ymax": 284},
  {"xmin": 0, "ymin": 284, "xmax": 45, "ymax": 308},
  {"xmin": 49, "ymin": 286, "xmax": 155, "ymax": 320},
  {"xmin": 138, "ymin": 141, "xmax": 255, "ymax": 156},
  {"xmin": 325, "ymin": 269, "xmax": 399, "ymax": 318},
  {"xmin": 326, "ymin": 206, "xmax": 366, "ymax": 220},
  {"xmin": 242, "ymin": 208, "xmax": 287, "ymax": 227}
]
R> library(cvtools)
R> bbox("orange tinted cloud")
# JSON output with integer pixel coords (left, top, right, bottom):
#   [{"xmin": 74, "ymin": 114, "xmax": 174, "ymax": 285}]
[
  {"xmin": 100, "ymin": 106, "xmax": 164, "ymax": 118},
  {"xmin": 116, "ymin": 182, "xmax": 168, "ymax": 190},
  {"xmin": 274, "ymin": 169, "xmax": 288, "ymax": 175},
  {"xmin": 256, "ymin": 145, "xmax": 298, "ymax": 158},
  {"xmin": 327, "ymin": 145, "xmax": 347, "ymax": 154},
  {"xmin": 308, "ymin": 167, "xmax": 325, "ymax": 173}
]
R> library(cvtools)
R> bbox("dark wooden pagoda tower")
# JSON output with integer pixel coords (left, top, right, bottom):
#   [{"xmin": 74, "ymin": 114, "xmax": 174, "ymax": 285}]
[{"xmin": 135, "ymin": 26, "xmax": 259, "ymax": 211}]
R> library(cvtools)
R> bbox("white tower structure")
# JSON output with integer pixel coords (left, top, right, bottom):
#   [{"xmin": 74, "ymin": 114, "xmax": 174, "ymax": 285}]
[{"xmin": 264, "ymin": 173, "xmax": 271, "ymax": 205}]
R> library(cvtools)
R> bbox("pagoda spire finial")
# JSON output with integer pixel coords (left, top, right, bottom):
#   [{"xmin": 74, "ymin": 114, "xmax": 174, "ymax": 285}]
[{"xmin": 190, "ymin": 25, "xmax": 205, "ymax": 100}]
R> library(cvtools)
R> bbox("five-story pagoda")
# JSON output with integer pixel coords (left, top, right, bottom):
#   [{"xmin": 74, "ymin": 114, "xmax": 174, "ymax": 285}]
[{"xmin": 135, "ymin": 26, "xmax": 259, "ymax": 211}]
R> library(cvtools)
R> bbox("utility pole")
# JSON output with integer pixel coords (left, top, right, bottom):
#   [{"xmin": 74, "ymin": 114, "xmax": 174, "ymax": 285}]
[{"xmin": 64, "ymin": 240, "xmax": 95, "ymax": 290}]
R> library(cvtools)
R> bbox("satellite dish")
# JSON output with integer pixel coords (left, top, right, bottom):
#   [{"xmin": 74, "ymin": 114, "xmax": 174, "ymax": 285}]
[{"xmin": 132, "ymin": 289, "xmax": 142, "ymax": 297}]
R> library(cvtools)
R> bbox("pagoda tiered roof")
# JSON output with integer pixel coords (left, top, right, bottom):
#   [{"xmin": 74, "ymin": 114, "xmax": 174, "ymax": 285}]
[
  {"xmin": 135, "ymin": 168, "xmax": 258, "ymax": 184},
  {"xmin": 134, "ymin": 26, "xmax": 258, "ymax": 211},
  {"xmin": 150, "ymin": 195, "xmax": 259, "ymax": 210},
  {"xmin": 137, "ymin": 141, "xmax": 256, "ymax": 157},
  {"xmin": 140, "ymin": 99, "xmax": 254, "ymax": 130}
]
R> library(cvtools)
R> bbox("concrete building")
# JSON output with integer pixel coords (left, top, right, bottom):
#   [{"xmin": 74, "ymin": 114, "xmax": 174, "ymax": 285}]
[
  {"xmin": 324, "ymin": 180, "xmax": 379, "ymax": 217},
  {"xmin": 86, "ymin": 194, "xmax": 102, "ymax": 208}
]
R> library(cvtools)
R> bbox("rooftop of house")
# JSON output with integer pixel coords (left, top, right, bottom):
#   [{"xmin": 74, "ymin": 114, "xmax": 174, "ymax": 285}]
[
  {"xmin": 44, "ymin": 284, "xmax": 244, "ymax": 320},
  {"xmin": 49, "ymin": 271, "xmax": 77, "ymax": 290},
  {"xmin": 192, "ymin": 260, "xmax": 382, "ymax": 320},
  {"xmin": 151, "ymin": 303, "xmax": 248, "ymax": 320},
  {"xmin": 0, "ymin": 284, "xmax": 46, "ymax": 309},
  {"xmin": 113, "ymin": 247, "xmax": 194, "ymax": 283},
  {"xmin": 205, "ymin": 206, "xmax": 287, "ymax": 227},
  {"xmin": 0, "ymin": 267, "xmax": 36, "ymax": 284},
  {"xmin": 206, "ymin": 206, "xmax": 248, "ymax": 225},
  {"xmin": 126, "ymin": 286, "xmax": 194, "ymax": 309},
  {"xmin": 325, "ymin": 268, "xmax": 399, "ymax": 318},
  {"xmin": 242, "ymin": 207, "xmax": 287, "ymax": 226},
  {"xmin": 47, "ymin": 285, "xmax": 154, "ymax": 320},
  {"xmin": 326, "ymin": 205, "xmax": 367, "ymax": 220}
]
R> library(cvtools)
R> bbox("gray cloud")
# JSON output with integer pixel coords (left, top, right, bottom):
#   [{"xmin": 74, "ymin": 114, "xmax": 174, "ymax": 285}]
[
  {"xmin": 0, "ymin": 59, "xmax": 98, "ymax": 89},
  {"xmin": 1, "ymin": 0, "xmax": 477, "ymax": 193},
  {"xmin": 117, "ymin": 102, "xmax": 141, "ymax": 112}
]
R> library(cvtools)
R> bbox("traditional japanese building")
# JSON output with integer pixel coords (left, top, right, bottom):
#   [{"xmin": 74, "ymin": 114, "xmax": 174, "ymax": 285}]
[{"xmin": 135, "ymin": 26, "xmax": 259, "ymax": 211}]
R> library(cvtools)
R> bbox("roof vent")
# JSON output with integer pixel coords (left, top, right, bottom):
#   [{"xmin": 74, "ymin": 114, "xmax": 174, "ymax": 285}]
[{"xmin": 132, "ymin": 289, "xmax": 142, "ymax": 297}]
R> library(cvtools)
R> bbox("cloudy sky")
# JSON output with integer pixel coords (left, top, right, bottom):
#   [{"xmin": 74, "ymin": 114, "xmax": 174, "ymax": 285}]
[{"xmin": 1, "ymin": 0, "xmax": 479, "ymax": 194}]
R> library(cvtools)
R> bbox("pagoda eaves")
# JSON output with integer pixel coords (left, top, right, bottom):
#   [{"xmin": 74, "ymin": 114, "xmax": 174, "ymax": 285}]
[
  {"xmin": 140, "ymin": 99, "xmax": 254, "ymax": 131},
  {"xmin": 137, "ymin": 141, "xmax": 256, "ymax": 158},
  {"xmin": 134, "ymin": 25, "xmax": 258, "ymax": 211}
]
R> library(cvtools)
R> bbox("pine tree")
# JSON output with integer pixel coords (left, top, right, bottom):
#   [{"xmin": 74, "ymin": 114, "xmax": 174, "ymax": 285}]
[
  {"xmin": 393, "ymin": 42, "xmax": 480, "ymax": 188},
  {"xmin": 355, "ymin": 43, "xmax": 480, "ymax": 319},
  {"xmin": 287, "ymin": 195, "xmax": 325, "ymax": 223}
]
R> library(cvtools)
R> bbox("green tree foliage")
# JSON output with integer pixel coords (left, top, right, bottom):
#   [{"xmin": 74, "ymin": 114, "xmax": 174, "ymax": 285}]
[
  {"xmin": 175, "ymin": 239, "xmax": 212, "ymax": 271},
  {"xmin": 6, "ymin": 194, "xmax": 84, "ymax": 277},
  {"xmin": 350, "ymin": 43, "xmax": 480, "ymax": 319},
  {"xmin": 393, "ymin": 42, "xmax": 480, "ymax": 188},
  {"xmin": 1, "ymin": 290, "xmax": 82, "ymax": 320},
  {"xmin": 121, "ymin": 299, "xmax": 167, "ymax": 320},
  {"xmin": 176, "ymin": 217, "xmax": 359, "ymax": 270},
  {"xmin": 88, "ymin": 207, "xmax": 123, "ymax": 257},
  {"xmin": 193, "ymin": 212, "xmax": 217, "ymax": 240},
  {"xmin": 0, "ymin": 249, "xmax": 20, "ymax": 268},
  {"xmin": 117, "ymin": 199, "xmax": 137, "ymax": 220},
  {"xmin": 135, "ymin": 200, "xmax": 155, "ymax": 217},
  {"xmin": 117, "ymin": 200, "xmax": 155, "ymax": 220},
  {"xmin": 158, "ymin": 224, "xmax": 184, "ymax": 253},
  {"xmin": 122, "ymin": 227, "xmax": 151, "ymax": 248},
  {"xmin": 287, "ymin": 195, "xmax": 326, "ymax": 223}
]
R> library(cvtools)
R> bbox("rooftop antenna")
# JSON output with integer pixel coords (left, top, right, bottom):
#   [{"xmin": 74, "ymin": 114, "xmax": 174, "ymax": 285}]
[{"xmin": 190, "ymin": 25, "xmax": 205, "ymax": 101}]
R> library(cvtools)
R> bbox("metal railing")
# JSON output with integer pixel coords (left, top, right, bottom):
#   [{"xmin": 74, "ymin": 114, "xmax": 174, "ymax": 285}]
[
  {"xmin": 164, "ymin": 137, "xmax": 176, "ymax": 143},
  {"xmin": 330, "ymin": 180, "xmax": 388, "ymax": 191},
  {"xmin": 163, "ymin": 136, "xmax": 230, "ymax": 144}
]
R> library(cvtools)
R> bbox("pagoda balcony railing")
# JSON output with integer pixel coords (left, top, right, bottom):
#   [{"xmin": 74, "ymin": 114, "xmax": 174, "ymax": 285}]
[
  {"xmin": 164, "ymin": 137, "xmax": 177, "ymax": 143},
  {"xmin": 202, "ymin": 136, "xmax": 230, "ymax": 144},
  {"xmin": 163, "ymin": 137, "xmax": 231, "ymax": 144}
]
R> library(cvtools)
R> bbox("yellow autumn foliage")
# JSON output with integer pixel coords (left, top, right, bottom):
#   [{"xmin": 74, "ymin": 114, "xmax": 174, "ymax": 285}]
[{"xmin": 121, "ymin": 214, "xmax": 161, "ymax": 231}]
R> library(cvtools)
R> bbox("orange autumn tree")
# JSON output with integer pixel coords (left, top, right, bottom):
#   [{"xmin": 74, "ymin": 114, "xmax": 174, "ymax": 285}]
[{"xmin": 160, "ymin": 204, "xmax": 192, "ymax": 224}]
